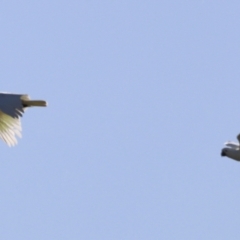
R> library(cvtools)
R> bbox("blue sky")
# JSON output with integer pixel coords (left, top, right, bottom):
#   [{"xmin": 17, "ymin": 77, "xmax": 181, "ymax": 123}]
[{"xmin": 0, "ymin": 1, "xmax": 240, "ymax": 239}]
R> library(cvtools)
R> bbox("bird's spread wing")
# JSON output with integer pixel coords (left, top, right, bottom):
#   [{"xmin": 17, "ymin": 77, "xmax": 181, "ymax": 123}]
[
  {"xmin": 225, "ymin": 141, "xmax": 239, "ymax": 150},
  {"xmin": 0, "ymin": 93, "xmax": 28, "ymax": 146},
  {"xmin": 237, "ymin": 134, "xmax": 240, "ymax": 144},
  {"xmin": 0, "ymin": 93, "xmax": 46, "ymax": 146},
  {"xmin": 0, "ymin": 93, "xmax": 29, "ymax": 118},
  {"xmin": 0, "ymin": 111, "xmax": 22, "ymax": 146}
]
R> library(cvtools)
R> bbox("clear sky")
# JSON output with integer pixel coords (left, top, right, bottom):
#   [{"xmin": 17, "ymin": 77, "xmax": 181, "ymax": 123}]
[{"xmin": 0, "ymin": 1, "xmax": 239, "ymax": 239}]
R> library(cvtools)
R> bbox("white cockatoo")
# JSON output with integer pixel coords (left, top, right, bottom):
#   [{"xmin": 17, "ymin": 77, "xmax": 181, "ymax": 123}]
[
  {"xmin": 221, "ymin": 134, "xmax": 240, "ymax": 161},
  {"xmin": 0, "ymin": 93, "xmax": 47, "ymax": 146}
]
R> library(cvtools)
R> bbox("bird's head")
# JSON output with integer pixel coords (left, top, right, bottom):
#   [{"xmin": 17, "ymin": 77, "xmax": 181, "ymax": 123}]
[
  {"xmin": 221, "ymin": 148, "xmax": 228, "ymax": 157},
  {"xmin": 221, "ymin": 147, "xmax": 240, "ymax": 161}
]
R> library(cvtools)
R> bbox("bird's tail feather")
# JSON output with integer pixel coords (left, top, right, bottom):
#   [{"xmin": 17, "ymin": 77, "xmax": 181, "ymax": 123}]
[{"xmin": 22, "ymin": 100, "xmax": 47, "ymax": 107}]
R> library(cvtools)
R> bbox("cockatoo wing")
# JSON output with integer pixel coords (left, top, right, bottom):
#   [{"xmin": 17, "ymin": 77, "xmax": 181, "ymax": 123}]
[
  {"xmin": 0, "ymin": 93, "xmax": 29, "ymax": 118},
  {"xmin": 225, "ymin": 141, "xmax": 239, "ymax": 150},
  {"xmin": 0, "ymin": 93, "xmax": 46, "ymax": 146},
  {"xmin": 0, "ymin": 93, "xmax": 29, "ymax": 146},
  {"xmin": 237, "ymin": 134, "xmax": 240, "ymax": 144},
  {"xmin": 0, "ymin": 111, "xmax": 22, "ymax": 146}
]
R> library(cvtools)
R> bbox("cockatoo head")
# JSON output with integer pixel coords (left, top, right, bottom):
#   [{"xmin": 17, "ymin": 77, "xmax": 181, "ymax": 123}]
[{"xmin": 221, "ymin": 147, "xmax": 240, "ymax": 161}]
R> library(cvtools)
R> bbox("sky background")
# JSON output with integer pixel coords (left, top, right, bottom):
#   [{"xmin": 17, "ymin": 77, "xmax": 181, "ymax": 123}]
[{"xmin": 0, "ymin": 1, "xmax": 239, "ymax": 239}]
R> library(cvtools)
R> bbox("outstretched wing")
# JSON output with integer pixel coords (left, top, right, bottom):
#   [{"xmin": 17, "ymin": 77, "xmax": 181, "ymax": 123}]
[
  {"xmin": 237, "ymin": 134, "xmax": 240, "ymax": 144},
  {"xmin": 0, "ymin": 111, "xmax": 22, "ymax": 146},
  {"xmin": 0, "ymin": 93, "xmax": 29, "ymax": 118},
  {"xmin": 225, "ymin": 141, "xmax": 239, "ymax": 150},
  {"xmin": 0, "ymin": 93, "xmax": 47, "ymax": 146},
  {"xmin": 0, "ymin": 93, "xmax": 28, "ymax": 146}
]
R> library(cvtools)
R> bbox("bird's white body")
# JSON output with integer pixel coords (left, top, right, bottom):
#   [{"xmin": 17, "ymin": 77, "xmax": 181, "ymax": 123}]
[
  {"xmin": 0, "ymin": 93, "xmax": 47, "ymax": 146},
  {"xmin": 221, "ymin": 134, "xmax": 240, "ymax": 161}
]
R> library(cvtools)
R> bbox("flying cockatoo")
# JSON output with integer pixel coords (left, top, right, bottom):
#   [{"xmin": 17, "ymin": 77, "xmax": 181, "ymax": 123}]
[
  {"xmin": 221, "ymin": 134, "xmax": 240, "ymax": 161},
  {"xmin": 0, "ymin": 93, "xmax": 47, "ymax": 146}
]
